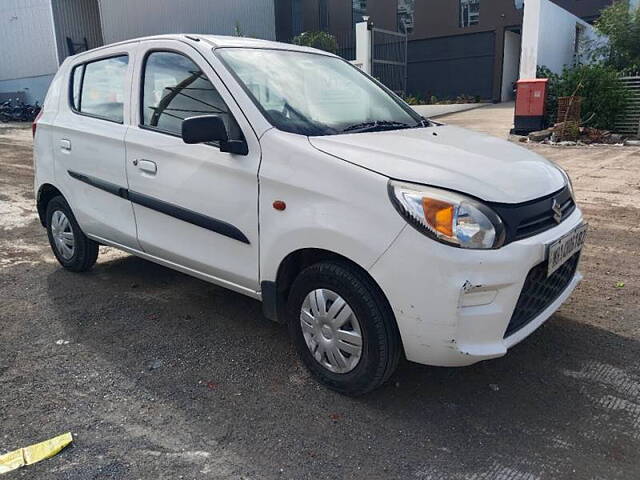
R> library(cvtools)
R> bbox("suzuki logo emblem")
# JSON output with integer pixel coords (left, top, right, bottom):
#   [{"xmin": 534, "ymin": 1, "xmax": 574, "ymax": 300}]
[{"xmin": 552, "ymin": 199, "xmax": 562, "ymax": 223}]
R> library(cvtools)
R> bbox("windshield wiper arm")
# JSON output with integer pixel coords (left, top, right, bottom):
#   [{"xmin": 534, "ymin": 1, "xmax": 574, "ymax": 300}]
[{"xmin": 341, "ymin": 120, "xmax": 411, "ymax": 133}]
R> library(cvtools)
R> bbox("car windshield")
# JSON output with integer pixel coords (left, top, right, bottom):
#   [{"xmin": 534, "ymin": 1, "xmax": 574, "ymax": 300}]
[{"xmin": 216, "ymin": 48, "xmax": 424, "ymax": 136}]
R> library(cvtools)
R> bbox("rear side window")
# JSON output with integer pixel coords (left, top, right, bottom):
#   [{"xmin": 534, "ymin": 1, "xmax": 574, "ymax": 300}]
[
  {"xmin": 70, "ymin": 55, "xmax": 128, "ymax": 123},
  {"xmin": 141, "ymin": 51, "xmax": 241, "ymax": 140}
]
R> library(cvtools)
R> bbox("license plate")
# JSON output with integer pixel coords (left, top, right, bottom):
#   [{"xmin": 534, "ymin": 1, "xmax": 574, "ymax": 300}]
[{"xmin": 547, "ymin": 223, "xmax": 588, "ymax": 276}]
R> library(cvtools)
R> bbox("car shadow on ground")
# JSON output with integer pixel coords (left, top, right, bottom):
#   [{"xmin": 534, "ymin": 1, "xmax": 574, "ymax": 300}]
[{"xmin": 44, "ymin": 253, "xmax": 640, "ymax": 478}]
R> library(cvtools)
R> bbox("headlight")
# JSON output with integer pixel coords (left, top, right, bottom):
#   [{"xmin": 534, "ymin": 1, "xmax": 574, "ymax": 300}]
[
  {"xmin": 557, "ymin": 166, "xmax": 575, "ymax": 200},
  {"xmin": 388, "ymin": 180, "xmax": 505, "ymax": 249}
]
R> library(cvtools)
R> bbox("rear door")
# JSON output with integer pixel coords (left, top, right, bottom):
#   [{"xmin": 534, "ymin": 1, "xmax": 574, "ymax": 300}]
[
  {"xmin": 124, "ymin": 40, "xmax": 261, "ymax": 292},
  {"xmin": 52, "ymin": 47, "xmax": 138, "ymax": 247}
]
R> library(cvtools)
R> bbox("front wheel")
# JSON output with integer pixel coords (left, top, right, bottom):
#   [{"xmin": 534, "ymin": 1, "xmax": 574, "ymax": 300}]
[
  {"xmin": 45, "ymin": 196, "xmax": 99, "ymax": 272},
  {"xmin": 287, "ymin": 261, "xmax": 401, "ymax": 396}
]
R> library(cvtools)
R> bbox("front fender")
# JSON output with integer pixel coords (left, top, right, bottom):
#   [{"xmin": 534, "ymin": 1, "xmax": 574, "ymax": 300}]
[
  {"xmin": 260, "ymin": 226, "xmax": 403, "ymax": 284},
  {"xmin": 258, "ymin": 129, "xmax": 405, "ymax": 283}
]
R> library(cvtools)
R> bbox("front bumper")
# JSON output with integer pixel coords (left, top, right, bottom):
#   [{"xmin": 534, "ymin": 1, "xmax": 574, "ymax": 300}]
[{"xmin": 369, "ymin": 207, "xmax": 584, "ymax": 367}]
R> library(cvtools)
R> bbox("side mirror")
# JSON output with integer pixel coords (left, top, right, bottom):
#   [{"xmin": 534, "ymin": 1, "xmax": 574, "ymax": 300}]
[
  {"xmin": 181, "ymin": 115, "xmax": 248, "ymax": 155},
  {"xmin": 182, "ymin": 115, "xmax": 228, "ymax": 144}
]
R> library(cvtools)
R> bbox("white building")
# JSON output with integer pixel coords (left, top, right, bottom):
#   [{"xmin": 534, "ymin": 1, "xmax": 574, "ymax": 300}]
[
  {"xmin": 0, "ymin": 0, "xmax": 277, "ymax": 104},
  {"xmin": 519, "ymin": 0, "xmax": 602, "ymax": 81}
]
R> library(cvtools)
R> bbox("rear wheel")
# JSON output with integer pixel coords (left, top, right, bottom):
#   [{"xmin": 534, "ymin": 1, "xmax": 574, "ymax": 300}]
[
  {"xmin": 45, "ymin": 196, "xmax": 98, "ymax": 272},
  {"xmin": 287, "ymin": 261, "xmax": 401, "ymax": 395}
]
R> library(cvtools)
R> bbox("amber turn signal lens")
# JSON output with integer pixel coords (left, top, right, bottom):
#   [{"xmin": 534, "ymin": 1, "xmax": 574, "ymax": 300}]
[{"xmin": 422, "ymin": 198, "xmax": 454, "ymax": 237}]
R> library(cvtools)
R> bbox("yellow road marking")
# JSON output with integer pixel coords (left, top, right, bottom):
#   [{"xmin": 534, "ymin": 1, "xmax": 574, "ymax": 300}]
[{"xmin": 0, "ymin": 432, "xmax": 73, "ymax": 474}]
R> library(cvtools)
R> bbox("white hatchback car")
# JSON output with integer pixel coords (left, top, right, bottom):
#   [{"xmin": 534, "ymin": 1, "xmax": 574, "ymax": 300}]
[{"xmin": 33, "ymin": 35, "xmax": 587, "ymax": 395}]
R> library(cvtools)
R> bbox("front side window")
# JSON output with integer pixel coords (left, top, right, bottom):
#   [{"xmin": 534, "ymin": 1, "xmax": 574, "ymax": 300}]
[
  {"xmin": 460, "ymin": 0, "xmax": 480, "ymax": 27},
  {"xmin": 141, "ymin": 51, "xmax": 240, "ymax": 140},
  {"xmin": 217, "ymin": 48, "xmax": 422, "ymax": 136},
  {"xmin": 71, "ymin": 55, "xmax": 128, "ymax": 122}
]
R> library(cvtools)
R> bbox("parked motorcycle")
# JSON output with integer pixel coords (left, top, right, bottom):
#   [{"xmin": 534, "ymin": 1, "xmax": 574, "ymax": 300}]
[{"xmin": 0, "ymin": 98, "xmax": 41, "ymax": 123}]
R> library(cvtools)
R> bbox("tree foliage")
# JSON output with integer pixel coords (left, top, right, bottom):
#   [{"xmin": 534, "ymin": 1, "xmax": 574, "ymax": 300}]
[
  {"xmin": 292, "ymin": 31, "xmax": 338, "ymax": 54},
  {"xmin": 537, "ymin": 64, "xmax": 629, "ymax": 129},
  {"xmin": 594, "ymin": 1, "xmax": 640, "ymax": 74}
]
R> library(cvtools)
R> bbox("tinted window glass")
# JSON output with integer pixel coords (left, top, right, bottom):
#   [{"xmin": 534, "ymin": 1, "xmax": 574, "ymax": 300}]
[
  {"xmin": 142, "ymin": 51, "xmax": 240, "ymax": 139},
  {"xmin": 460, "ymin": 0, "xmax": 480, "ymax": 27},
  {"xmin": 77, "ymin": 56, "xmax": 128, "ymax": 122}
]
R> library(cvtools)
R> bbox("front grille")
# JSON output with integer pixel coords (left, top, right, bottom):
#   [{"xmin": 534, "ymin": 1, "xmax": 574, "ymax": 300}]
[
  {"xmin": 513, "ymin": 196, "xmax": 575, "ymax": 240},
  {"xmin": 490, "ymin": 185, "xmax": 576, "ymax": 245},
  {"xmin": 504, "ymin": 252, "xmax": 580, "ymax": 338}
]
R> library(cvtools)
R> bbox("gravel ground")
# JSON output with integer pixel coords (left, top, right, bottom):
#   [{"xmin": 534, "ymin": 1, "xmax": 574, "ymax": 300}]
[{"xmin": 1, "ymin": 110, "xmax": 640, "ymax": 479}]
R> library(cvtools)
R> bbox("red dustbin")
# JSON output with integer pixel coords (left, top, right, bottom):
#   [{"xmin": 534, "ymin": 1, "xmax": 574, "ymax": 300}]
[{"xmin": 512, "ymin": 78, "xmax": 548, "ymax": 135}]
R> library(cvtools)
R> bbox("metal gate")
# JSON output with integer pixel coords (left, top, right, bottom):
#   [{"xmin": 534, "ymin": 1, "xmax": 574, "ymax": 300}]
[
  {"xmin": 615, "ymin": 76, "xmax": 640, "ymax": 136},
  {"xmin": 372, "ymin": 27, "xmax": 407, "ymax": 95}
]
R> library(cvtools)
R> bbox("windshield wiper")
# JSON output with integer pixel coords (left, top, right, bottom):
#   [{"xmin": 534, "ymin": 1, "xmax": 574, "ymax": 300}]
[{"xmin": 341, "ymin": 120, "xmax": 412, "ymax": 134}]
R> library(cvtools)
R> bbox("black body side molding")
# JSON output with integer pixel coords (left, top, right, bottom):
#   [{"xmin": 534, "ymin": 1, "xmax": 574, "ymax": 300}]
[
  {"xmin": 67, "ymin": 170, "xmax": 129, "ymax": 199},
  {"xmin": 127, "ymin": 191, "xmax": 249, "ymax": 244},
  {"xmin": 67, "ymin": 170, "xmax": 250, "ymax": 245}
]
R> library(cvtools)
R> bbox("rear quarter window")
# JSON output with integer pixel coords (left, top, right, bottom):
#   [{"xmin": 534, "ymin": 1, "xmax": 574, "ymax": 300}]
[{"xmin": 70, "ymin": 55, "xmax": 128, "ymax": 123}]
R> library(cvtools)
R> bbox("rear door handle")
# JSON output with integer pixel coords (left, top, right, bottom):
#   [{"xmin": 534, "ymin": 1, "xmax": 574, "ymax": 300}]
[
  {"xmin": 60, "ymin": 139, "xmax": 71, "ymax": 151},
  {"xmin": 136, "ymin": 159, "xmax": 157, "ymax": 175}
]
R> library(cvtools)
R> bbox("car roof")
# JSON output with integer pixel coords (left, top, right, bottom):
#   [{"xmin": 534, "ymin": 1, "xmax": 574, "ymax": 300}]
[
  {"xmin": 197, "ymin": 34, "xmax": 332, "ymax": 54},
  {"xmin": 70, "ymin": 34, "xmax": 335, "ymax": 61}
]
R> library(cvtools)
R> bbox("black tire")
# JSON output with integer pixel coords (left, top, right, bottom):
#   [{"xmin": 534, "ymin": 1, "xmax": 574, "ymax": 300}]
[
  {"xmin": 45, "ymin": 196, "xmax": 99, "ymax": 272},
  {"xmin": 287, "ymin": 261, "xmax": 401, "ymax": 396}
]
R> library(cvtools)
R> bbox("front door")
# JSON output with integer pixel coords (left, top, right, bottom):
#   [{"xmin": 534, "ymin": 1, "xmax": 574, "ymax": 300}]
[{"xmin": 124, "ymin": 41, "xmax": 260, "ymax": 292}]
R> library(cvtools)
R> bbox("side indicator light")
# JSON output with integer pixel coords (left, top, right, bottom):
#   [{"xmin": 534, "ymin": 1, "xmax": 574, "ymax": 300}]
[{"xmin": 273, "ymin": 200, "xmax": 286, "ymax": 211}]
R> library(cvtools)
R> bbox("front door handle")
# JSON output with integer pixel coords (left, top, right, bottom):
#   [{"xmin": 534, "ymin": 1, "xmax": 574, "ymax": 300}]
[
  {"xmin": 60, "ymin": 139, "xmax": 71, "ymax": 151},
  {"xmin": 136, "ymin": 159, "xmax": 157, "ymax": 175}
]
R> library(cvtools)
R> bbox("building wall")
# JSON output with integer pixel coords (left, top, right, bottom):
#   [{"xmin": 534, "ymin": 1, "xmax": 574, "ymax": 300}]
[
  {"xmin": 275, "ymin": 0, "xmax": 295, "ymax": 41},
  {"xmin": 52, "ymin": 0, "xmax": 103, "ymax": 62},
  {"xmin": 536, "ymin": 0, "xmax": 590, "ymax": 73},
  {"xmin": 357, "ymin": 0, "xmax": 613, "ymax": 100},
  {"xmin": 520, "ymin": 0, "xmax": 597, "ymax": 78},
  {"xmin": 410, "ymin": 0, "xmax": 523, "ymax": 41},
  {"xmin": 0, "ymin": 0, "xmax": 59, "ymax": 81},
  {"xmin": 293, "ymin": 0, "xmax": 352, "ymax": 37},
  {"xmin": 0, "ymin": 0, "xmax": 60, "ymax": 103},
  {"xmin": 407, "ymin": 32, "xmax": 495, "ymax": 100},
  {"xmin": 409, "ymin": 0, "xmax": 610, "ymax": 41},
  {"xmin": 0, "ymin": 74, "xmax": 56, "ymax": 104},
  {"xmin": 97, "ymin": 0, "xmax": 277, "ymax": 44},
  {"xmin": 408, "ymin": 0, "xmax": 524, "ymax": 101},
  {"xmin": 281, "ymin": 0, "xmax": 613, "ymax": 42},
  {"xmin": 551, "ymin": 0, "xmax": 613, "ymax": 21},
  {"xmin": 367, "ymin": 0, "xmax": 398, "ymax": 31},
  {"xmin": 501, "ymin": 30, "xmax": 521, "ymax": 101},
  {"xmin": 327, "ymin": 0, "xmax": 354, "ymax": 36}
]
